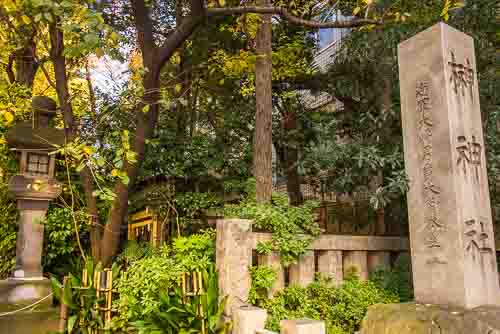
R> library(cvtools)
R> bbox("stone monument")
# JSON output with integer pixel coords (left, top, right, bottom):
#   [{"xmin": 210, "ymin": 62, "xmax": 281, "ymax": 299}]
[
  {"xmin": 360, "ymin": 22, "xmax": 500, "ymax": 334},
  {"xmin": 0, "ymin": 96, "xmax": 64, "ymax": 308},
  {"xmin": 398, "ymin": 22, "xmax": 499, "ymax": 309}
]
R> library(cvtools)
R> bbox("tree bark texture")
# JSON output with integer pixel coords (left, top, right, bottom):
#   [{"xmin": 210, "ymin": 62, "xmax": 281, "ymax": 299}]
[
  {"xmin": 284, "ymin": 110, "xmax": 303, "ymax": 205},
  {"xmin": 253, "ymin": 0, "xmax": 273, "ymax": 203}
]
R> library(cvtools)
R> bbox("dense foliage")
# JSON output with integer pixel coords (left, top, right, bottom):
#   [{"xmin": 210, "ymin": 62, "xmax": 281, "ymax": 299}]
[
  {"xmin": 369, "ymin": 254, "xmax": 413, "ymax": 303},
  {"xmin": 113, "ymin": 230, "xmax": 217, "ymax": 331},
  {"xmin": 261, "ymin": 276, "xmax": 399, "ymax": 334},
  {"xmin": 0, "ymin": 181, "xmax": 17, "ymax": 279},
  {"xmin": 224, "ymin": 179, "xmax": 321, "ymax": 265},
  {"xmin": 43, "ymin": 207, "xmax": 90, "ymax": 276},
  {"xmin": 51, "ymin": 259, "xmax": 121, "ymax": 333},
  {"xmin": 131, "ymin": 267, "xmax": 231, "ymax": 334},
  {"xmin": 248, "ymin": 256, "xmax": 413, "ymax": 334}
]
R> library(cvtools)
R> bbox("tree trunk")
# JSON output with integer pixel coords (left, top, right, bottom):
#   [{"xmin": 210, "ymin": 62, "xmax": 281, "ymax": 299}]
[
  {"xmin": 50, "ymin": 23, "xmax": 102, "ymax": 258},
  {"xmin": 253, "ymin": 0, "xmax": 273, "ymax": 203},
  {"xmin": 374, "ymin": 74, "xmax": 392, "ymax": 236},
  {"xmin": 100, "ymin": 66, "xmax": 161, "ymax": 264},
  {"xmin": 284, "ymin": 110, "xmax": 302, "ymax": 205}
]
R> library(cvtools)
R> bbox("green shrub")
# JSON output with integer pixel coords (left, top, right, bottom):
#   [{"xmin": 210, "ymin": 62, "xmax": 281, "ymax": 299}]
[
  {"xmin": 113, "ymin": 230, "xmax": 217, "ymax": 331},
  {"xmin": 369, "ymin": 253, "xmax": 414, "ymax": 302},
  {"xmin": 0, "ymin": 182, "xmax": 17, "ymax": 279},
  {"xmin": 248, "ymin": 265, "xmax": 277, "ymax": 305},
  {"xmin": 224, "ymin": 179, "xmax": 321, "ymax": 266},
  {"xmin": 260, "ymin": 276, "xmax": 399, "ymax": 334},
  {"xmin": 113, "ymin": 250, "xmax": 182, "ymax": 330},
  {"xmin": 115, "ymin": 240, "xmax": 155, "ymax": 268},
  {"xmin": 131, "ymin": 267, "xmax": 231, "ymax": 334},
  {"xmin": 51, "ymin": 258, "xmax": 121, "ymax": 333},
  {"xmin": 172, "ymin": 228, "xmax": 216, "ymax": 271},
  {"xmin": 43, "ymin": 207, "xmax": 90, "ymax": 276}
]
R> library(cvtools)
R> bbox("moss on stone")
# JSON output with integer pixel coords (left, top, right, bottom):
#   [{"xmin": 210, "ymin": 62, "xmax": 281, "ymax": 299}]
[{"xmin": 360, "ymin": 303, "xmax": 500, "ymax": 334}]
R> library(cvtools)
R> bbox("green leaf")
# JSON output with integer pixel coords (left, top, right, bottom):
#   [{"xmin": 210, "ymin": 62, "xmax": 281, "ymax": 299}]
[
  {"xmin": 62, "ymin": 282, "xmax": 75, "ymax": 308},
  {"xmin": 50, "ymin": 276, "xmax": 62, "ymax": 301},
  {"xmin": 121, "ymin": 175, "xmax": 130, "ymax": 185},
  {"xmin": 67, "ymin": 315, "xmax": 77, "ymax": 333}
]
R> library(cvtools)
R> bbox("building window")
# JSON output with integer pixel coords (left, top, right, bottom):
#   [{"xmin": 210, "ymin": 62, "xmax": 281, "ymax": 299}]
[{"xmin": 27, "ymin": 153, "xmax": 49, "ymax": 175}]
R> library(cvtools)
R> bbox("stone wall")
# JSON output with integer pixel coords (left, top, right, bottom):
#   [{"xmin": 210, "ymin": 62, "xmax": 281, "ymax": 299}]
[{"xmin": 216, "ymin": 219, "xmax": 410, "ymax": 312}]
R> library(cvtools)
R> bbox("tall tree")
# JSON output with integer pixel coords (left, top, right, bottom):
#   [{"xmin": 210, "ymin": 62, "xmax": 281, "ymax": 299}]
[{"xmin": 253, "ymin": 0, "xmax": 273, "ymax": 203}]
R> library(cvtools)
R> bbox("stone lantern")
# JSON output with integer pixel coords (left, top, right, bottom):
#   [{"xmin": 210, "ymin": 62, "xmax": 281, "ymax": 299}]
[{"xmin": 0, "ymin": 96, "xmax": 64, "ymax": 306}]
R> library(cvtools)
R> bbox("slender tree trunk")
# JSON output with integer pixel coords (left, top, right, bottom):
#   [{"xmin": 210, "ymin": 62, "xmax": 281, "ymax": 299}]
[
  {"xmin": 50, "ymin": 23, "xmax": 102, "ymax": 258},
  {"xmin": 374, "ymin": 74, "xmax": 392, "ymax": 236},
  {"xmin": 284, "ymin": 110, "xmax": 303, "ymax": 205},
  {"xmin": 253, "ymin": 0, "xmax": 273, "ymax": 203}
]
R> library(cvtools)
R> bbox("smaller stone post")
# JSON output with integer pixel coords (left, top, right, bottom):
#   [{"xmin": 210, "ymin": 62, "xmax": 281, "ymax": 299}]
[
  {"xmin": 280, "ymin": 319, "xmax": 326, "ymax": 334},
  {"xmin": 233, "ymin": 305, "xmax": 268, "ymax": 334},
  {"xmin": 343, "ymin": 251, "xmax": 368, "ymax": 280},
  {"xmin": 216, "ymin": 219, "xmax": 252, "ymax": 316},
  {"xmin": 289, "ymin": 251, "xmax": 315, "ymax": 287},
  {"xmin": 317, "ymin": 250, "xmax": 343, "ymax": 285}
]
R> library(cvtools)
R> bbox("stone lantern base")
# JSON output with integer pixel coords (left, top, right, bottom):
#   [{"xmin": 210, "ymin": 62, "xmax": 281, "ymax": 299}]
[{"xmin": 0, "ymin": 278, "xmax": 58, "ymax": 334}]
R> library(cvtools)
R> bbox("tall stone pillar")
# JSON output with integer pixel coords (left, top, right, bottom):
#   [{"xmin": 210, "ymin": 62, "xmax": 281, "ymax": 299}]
[{"xmin": 399, "ymin": 23, "xmax": 500, "ymax": 308}]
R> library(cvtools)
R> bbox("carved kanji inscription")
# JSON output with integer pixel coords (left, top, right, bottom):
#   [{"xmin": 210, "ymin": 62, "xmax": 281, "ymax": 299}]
[{"xmin": 416, "ymin": 81, "xmax": 443, "ymax": 248}]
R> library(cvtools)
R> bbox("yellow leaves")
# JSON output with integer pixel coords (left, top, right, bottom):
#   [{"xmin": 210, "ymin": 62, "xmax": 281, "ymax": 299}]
[
  {"xmin": 353, "ymin": 7, "xmax": 361, "ymax": 16},
  {"xmin": 2, "ymin": 111, "xmax": 14, "ymax": 125},
  {"xmin": 111, "ymin": 169, "xmax": 118, "ymax": 177},
  {"xmin": 218, "ymin": 0, "xmax": 225, "ymax": 6},
  {"xmin": 441, "ymin": 0, "xmax": 465, "ymax": 21},
  {"xmin": 83, "ymin": 146, "xmax": 94, "ymax": 155},
  {"xmin": 142, "ymin": 104, "xmax": 150, "ymax": 113},
  {"xmin": 0, "ymin": 136, "xmax": 5, "ymax": 145},
  {"xmin": 21, "ymin": 15, "xmax": 31, "ymax": 25},
  {"xmin": 3, "ymin": 0, "xmax": 18, "ymax": 12}
]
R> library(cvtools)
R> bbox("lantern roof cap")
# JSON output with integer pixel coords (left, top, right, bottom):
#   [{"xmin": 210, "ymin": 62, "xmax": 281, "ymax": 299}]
[{"xmin": 5, "ymin": 122, "xmax": 65, "ymax": 150}]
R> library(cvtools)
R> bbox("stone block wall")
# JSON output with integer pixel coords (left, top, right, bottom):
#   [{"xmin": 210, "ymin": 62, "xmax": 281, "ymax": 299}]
[{"xmin": 216, "ymin": 219, "xmax": 410, "ymax": 312}]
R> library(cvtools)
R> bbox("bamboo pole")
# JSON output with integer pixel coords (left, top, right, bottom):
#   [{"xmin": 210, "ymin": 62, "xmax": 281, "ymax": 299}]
[{"xmin": 58, "ymin": 276, "xmax": 70, "ymax": 333}]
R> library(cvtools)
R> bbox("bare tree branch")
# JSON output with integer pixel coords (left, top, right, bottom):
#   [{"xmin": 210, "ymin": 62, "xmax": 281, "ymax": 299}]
[{"xmin": 206, "ymin": 6, "xmax": 381, "ymax": 28}]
